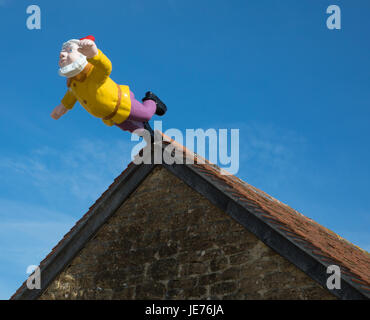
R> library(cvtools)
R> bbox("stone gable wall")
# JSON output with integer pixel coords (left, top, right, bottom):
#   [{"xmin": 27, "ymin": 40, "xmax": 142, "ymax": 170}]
[{"xmin": 40, "ymin": 166, "xmax": 335, "ymax": 300}]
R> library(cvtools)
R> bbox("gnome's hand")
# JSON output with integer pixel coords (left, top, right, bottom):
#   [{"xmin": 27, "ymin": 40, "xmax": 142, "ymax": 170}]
[
  {"xmin": 78, "ymin": 39, "xmax": 98, "ymax": 59},
  {"xmin": 51, "ymin": 104, "xmax": 69, "ymax": 120}
]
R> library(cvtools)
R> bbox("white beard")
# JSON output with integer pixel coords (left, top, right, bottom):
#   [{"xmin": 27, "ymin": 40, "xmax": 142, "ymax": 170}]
[{"xmin": 58, "ymin": 54, "xmax": 88, "ymax": 78}]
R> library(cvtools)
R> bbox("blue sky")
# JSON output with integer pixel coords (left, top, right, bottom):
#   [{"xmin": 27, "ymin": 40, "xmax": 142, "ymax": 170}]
[{"xmin": 0, "ymin": 0, "xmax": 369, "ymax": 299}]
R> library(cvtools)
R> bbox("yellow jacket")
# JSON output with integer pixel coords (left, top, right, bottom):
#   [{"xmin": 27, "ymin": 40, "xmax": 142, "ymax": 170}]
[{"xmin": 61, "ymin": 49, "xmax": 131, "ymax": 126}]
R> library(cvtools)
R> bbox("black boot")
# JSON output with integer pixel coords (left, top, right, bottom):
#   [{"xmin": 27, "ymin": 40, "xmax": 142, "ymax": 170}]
[{"xmin": 142, "ymin": 91, "xmax": 167, "ymax": 116}]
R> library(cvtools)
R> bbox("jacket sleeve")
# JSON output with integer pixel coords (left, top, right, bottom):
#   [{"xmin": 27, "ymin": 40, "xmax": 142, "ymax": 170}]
[
  {"xmin": 61, "ymin": 89, "xmax": 77, "ymax": 110},
  {"xmin": 87, "ymin": 49, "xmax": 112, "ymax": 83}
]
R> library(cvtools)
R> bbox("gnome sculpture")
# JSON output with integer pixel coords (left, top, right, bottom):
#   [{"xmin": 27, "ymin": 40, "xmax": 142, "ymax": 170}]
[{"xmin": 51, "ymin": 35, "xmax": 167, "ymax": 138}]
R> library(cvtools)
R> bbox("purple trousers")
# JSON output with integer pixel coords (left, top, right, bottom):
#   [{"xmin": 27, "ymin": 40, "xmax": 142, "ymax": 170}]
[{"xmin": 115, "ymin": 91, "xmax": 156, "ymax": 133}]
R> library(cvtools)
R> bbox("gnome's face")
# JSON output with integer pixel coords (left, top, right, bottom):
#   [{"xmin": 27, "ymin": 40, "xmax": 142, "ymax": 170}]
[
  {"xmin": 59, "ymin": 44, "xmax": 81, "ymax": 67},
  {"xmin": 58, "ymin": 40, "xmax": 88, "ymax": 78}
]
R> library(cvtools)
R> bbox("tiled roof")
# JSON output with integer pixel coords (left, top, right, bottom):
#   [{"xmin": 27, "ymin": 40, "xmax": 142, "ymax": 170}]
[
  {"xmin": 11, "ymin": 131, "xmax": 370, "ymax": 300},
  {"xmin": 159, "ymin": 133, "xmax": 370, "ymax": 295}
]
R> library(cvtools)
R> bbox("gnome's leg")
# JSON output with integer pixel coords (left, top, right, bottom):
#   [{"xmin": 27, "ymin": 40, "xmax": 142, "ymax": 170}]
[
  {"xmin": 115, "ymin": 119, "xmax": 153, "ymax": 143},
  {"xmin": 115, "ymin": 91, "xmax": 156, "ymax": 137},
  {"xmin": 116, "ymin": 119, "xmax": 144, "ymax": 133},
  {"xmin": 127, "ymin": 91, "xmax": 156, "ymax": 122}
]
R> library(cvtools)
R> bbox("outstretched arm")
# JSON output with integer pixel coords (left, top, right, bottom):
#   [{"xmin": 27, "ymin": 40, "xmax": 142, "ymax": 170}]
[{"xmin": 51, "ymin": 90, "xmax": 77, "ymax": 120}]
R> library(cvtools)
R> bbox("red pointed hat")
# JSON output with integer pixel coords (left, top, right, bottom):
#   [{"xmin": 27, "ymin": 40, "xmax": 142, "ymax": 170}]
[{"xmin": 80, "ymin": 35, "xmax": 95, "ymax": 42}]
